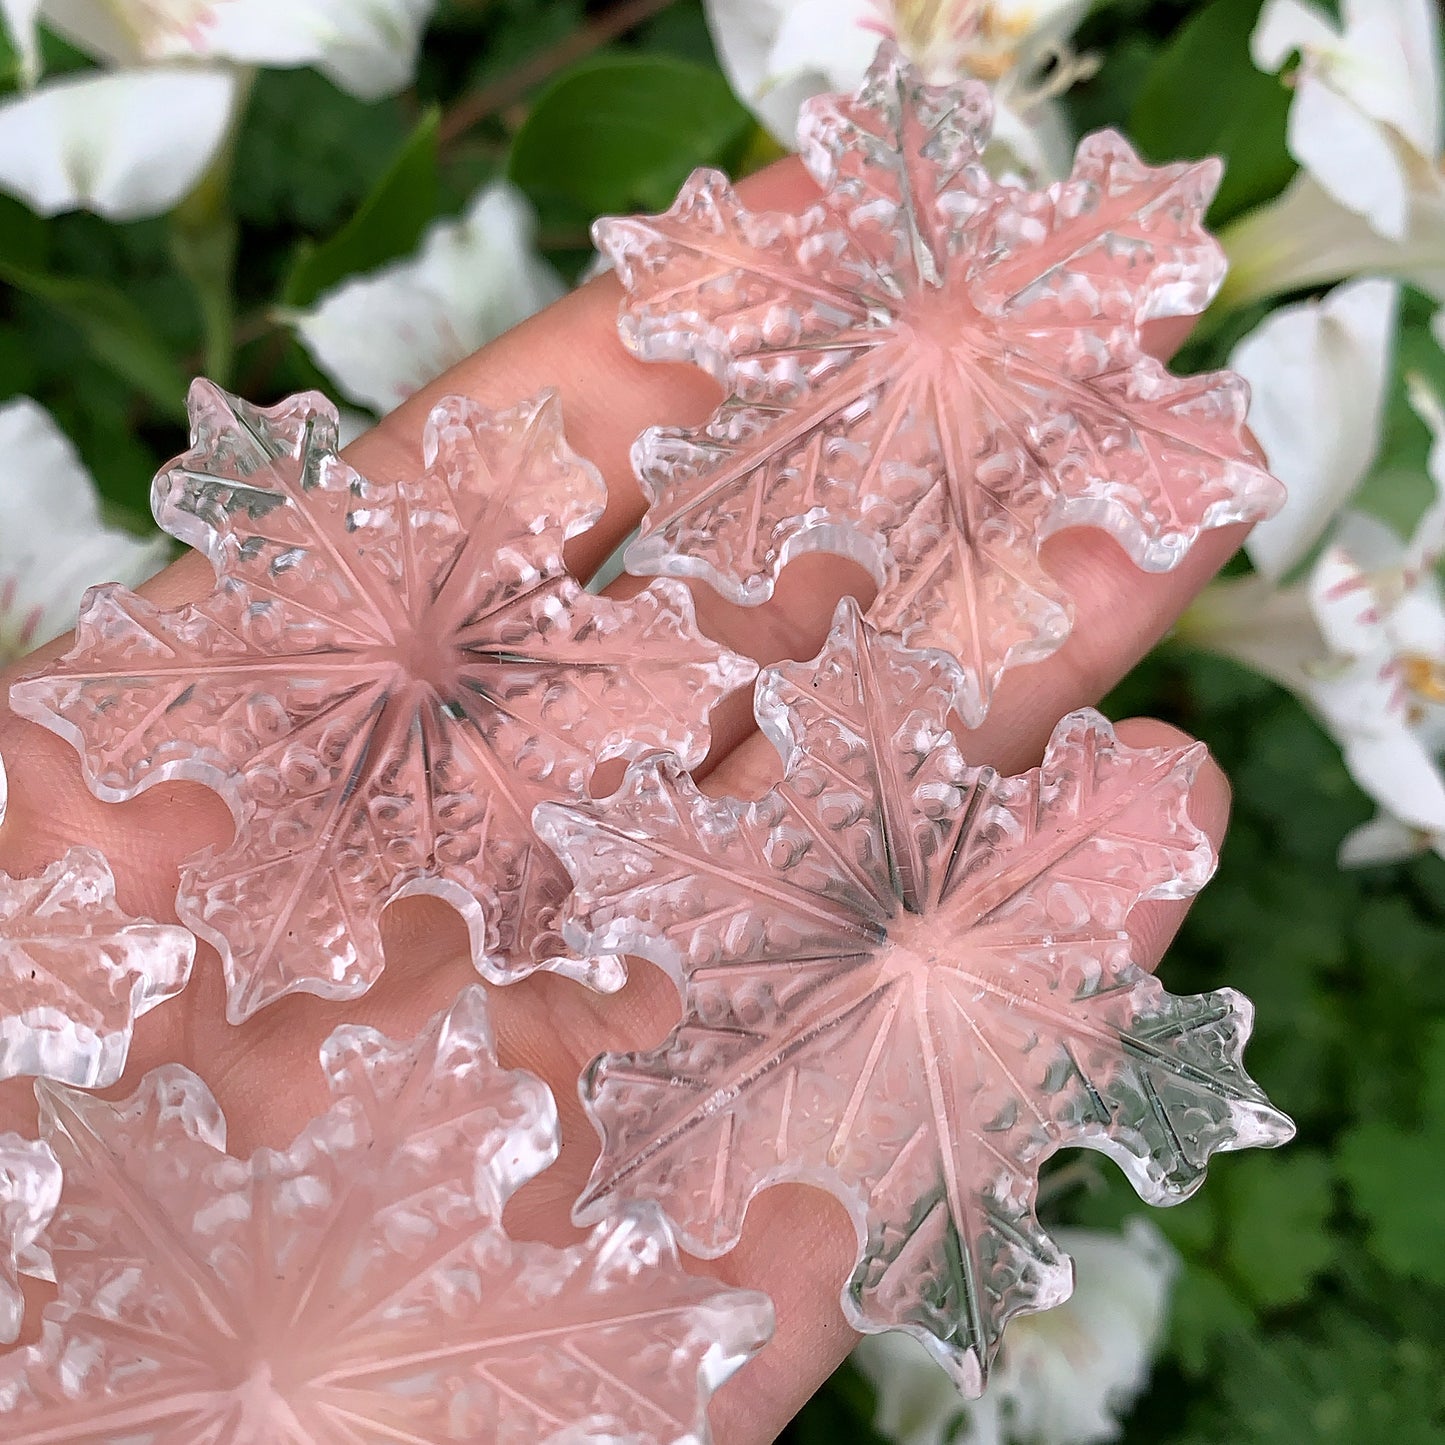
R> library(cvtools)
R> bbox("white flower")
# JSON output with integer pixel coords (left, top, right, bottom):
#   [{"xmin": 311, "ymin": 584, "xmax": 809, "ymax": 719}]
[
  {"xmin": 703, "ymin": 0, "xmax": 1093, "ymax": 178},
  {"xmin": 1223, "ymin": 0, "xmax": 1445, "ymax": 306},
  {"xmin": 1229, "ymin": 276, "xmax": 1399, "ymax": 582},
  {"xmin": 290, "ymin": 181, "xmax": 565, "ymax": 416},
  {"xmin": 0, "ymin": 0, "xmax": 438, "ymax": 220},
  {"xmin": 1185, "ymin": 374, "xmax": 1445, "ymax": 865},
  {"xmin": 0, "ymin": 398, "xmax": 167, "ymax": 663},
  {"xmin": 853, "ymin": 1221, "xmax": 1179, "ymax": 1445}
]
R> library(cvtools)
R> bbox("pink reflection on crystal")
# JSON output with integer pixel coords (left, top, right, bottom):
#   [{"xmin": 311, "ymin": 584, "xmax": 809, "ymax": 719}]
[
  {"xmin": 598, "ymin": 45, "xmax": 1284, "ymax": 725},
  {"xmin": 536, "ymin": 601, "xmax": 1294, "ymax": 1394},
  {"xmin": 11, "ymin": 385, "xmax": 755, "ymax": 1022},
  {"xmin": 0, "ymin": 1134, "xmax": 59, "ymax": 1345},
  {"xmin": 0, "ymin": 988, "xmax": 773, "ymax": 1442},
  {"xmin": 0, "ymin": 753, "xmax": 195, "ymax": 1089}
]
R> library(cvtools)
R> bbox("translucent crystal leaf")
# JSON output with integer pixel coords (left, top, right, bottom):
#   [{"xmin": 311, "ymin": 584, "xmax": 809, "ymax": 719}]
[
  {"xmin": 1, "ymin": 739, "xmax": 195, "ymax": 1089},
  {"xmin": 597, "ymin": 45, "xmax": 1285, "ymax": 725},
  {"xmin": 0, "ymin": 846, "xmax": 195, "ymax": 1089},
  {"xmin": 0, "ymin": 1134, "xmax": 60, "ymax": 1345},
  {"xmin": 536, "ymin": 600, "xmax": 1294, "ymax": 1394},
  {"xmin": 0, "ymin": 987, "xmax": 773, "ymax": 1443},
  {"xmin": 11, "ymin": 383, "xmax": 754, "ymax": 1022}
]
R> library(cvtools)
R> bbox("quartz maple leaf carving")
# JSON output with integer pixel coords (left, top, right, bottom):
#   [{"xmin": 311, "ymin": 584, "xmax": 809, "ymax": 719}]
[
  {"xmin": 535, "ymin": 601, "xmax": 1294, "ymax": 1393},
  {"xmin": 0, "ymin": 1134, "xmax": 60, "ymax": 1345},
  {"xmin": 0, "ymin": 753, "xmax": 195, "ymax": 1088},
  {"xmin": 598, "ymin": 45, "xmax": 1284, "ymax": 725},
  {"xmin": 10, "ymin": 384, "xmax": 754, "ymax": 1022},
  {"xmin": 0, "ymin": 986, "xmax": 774, "ymax": 1443}
]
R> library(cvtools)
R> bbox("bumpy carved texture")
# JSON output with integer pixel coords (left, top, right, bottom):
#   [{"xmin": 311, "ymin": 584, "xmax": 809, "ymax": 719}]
[
  {"xmin": 599, "ymin": 46, "xmax": 1284, "ymax": 725},
  {"xmin": 0, "ymin": 754, "xmax": 195, "ymax": 1088},
  {"xmin": 536, "ymin": 602, "xmax": 1294, "ymax": 1394},
  {"xmin": 0, "ymin": 1134, "xmax": 60, "ymax": 1346},
  {"xmin": 11, "ymin": 384, "xmax": 753, "ymax": 1022},
  {"xmin": 0, "ymin": 987, "xmax": 773, "ymax": 1443}
]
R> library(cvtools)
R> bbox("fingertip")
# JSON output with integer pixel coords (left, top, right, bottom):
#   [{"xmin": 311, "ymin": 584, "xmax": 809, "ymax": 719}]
[{"xmin": 1112, "ymin": 716, "xmax": 1232, "ymax": 975}]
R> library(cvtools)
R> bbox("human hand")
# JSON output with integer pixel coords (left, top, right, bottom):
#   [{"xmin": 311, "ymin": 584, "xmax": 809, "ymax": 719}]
[{"xmin": 0, "ymin": 155, "xmax": 1238, "ymax": 1443}]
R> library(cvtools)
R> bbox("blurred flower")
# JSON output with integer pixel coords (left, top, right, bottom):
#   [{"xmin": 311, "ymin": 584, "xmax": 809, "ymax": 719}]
[
  {"xmin": 0, "ymin": 0, "xmax": 438, "ymax": 220},
  {"xmin": 290, "ymin": 181, "xmax": 564, "ymax": 416},
  {"xmin": 1222, "ymin": 0, "xmax": 1445, "ymax": 307},
  {"xmin": 1185, "ymin": 374, "xmax": 1445, "ymax": 866},
  {"xmin": 0, "ymin": 398, "xmax": 167, "ymax": 663},
  {"xmin": 1229, "ymin": 276, "xmax": 1399, "ymax": 582},
  {"xmin": 853, "ymin": 1221, "xmax": 1179, "ymax": 1445},
  {"xmin": 703, "ymin": 0, "xmax": 1094, "ymax": 178}
]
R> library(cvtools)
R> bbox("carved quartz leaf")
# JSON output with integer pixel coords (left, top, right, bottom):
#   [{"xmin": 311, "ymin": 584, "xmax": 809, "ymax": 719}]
[
  {"xmin": 536, "ymin": 601, "xmax": 1294, "ymax": 1393},
  {"xmin": 0, "ymin": 987, "xmax": 773, "ymax": 1443},
  {"xmin": 0, "ymin": 753, "xmax": 195, "ymax": 1088},
  {"xmin": 11, "ymin": 384, "xmax": 754, "ymax": 1022},
  {"xmin": 598, "ymin": 45, "xmax": 1284, "ymax": 725},
  {"xmin": 0, "ymin": 1134, "xmax": 60, "ymax": 1346}
]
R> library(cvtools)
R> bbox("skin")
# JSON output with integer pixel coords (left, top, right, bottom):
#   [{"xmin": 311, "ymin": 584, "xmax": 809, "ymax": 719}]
[{"xmin": 0, "ymin": 156, "xmax": 1243, "ymax": 1441}]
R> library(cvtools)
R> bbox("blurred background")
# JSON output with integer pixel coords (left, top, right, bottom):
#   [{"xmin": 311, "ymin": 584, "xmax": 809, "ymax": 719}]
[{"xmin": 0, "ymin": 1, "xmax": 1442, "ymax": 1441}]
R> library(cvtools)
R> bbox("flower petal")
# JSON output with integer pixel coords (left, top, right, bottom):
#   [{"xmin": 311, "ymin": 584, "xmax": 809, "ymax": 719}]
[
  {"xmin": 1252, "ymin": 0, "xmax": 1339, "ymax": 72},
  {"xmin": 0, "ymin": 398, "xmax": 167, "ymax": 657},
  {"xmin": 0, "ymin": 66, "xmax": 235, "ymax": 220},
  {"xmin": 33, "ymin": 0, "xmax": 142, "ymax": 65},
  {"xmin": 1180, "ymin": 574, "xmax": 1328, "ymax": 694},
  {"xmin": 1340, "ymin": 726, "xmax": 1445, "ymax": 833},
  {"xmin": 292, "ymin": 180, "xmax": 563, "ymax": 413},
  {"xmin": 1287, "ymin": 73, "xmax": 1410, "ymax": 238},
  {"xmin": 993, "ymin": 1221, "xmax": 1178, "ymax": 1445},
  {"xmin": 705, "ymin": 0, "xmax": 877, "ymax": 143},
  {"xmin": 1340, "ymin": 0, "xmax": 1441, "ymax": 160},
  {"xmin": 1234, "ymin": 276, "xmax": 1399, "ymax": 581},
  {"xmin": 1339, "ymin": 810, "xmax": 1431, "ymax": 866},
  {"xmin": 1222, "ymin": 170, "xmax": 1445, "ymax": 309},
  {"xmin": 42, "ymin": 0, "xmax": 437, "ymax": 99}
]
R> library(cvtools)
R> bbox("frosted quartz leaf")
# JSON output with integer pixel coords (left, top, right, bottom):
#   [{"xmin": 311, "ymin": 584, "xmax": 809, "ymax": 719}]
[
  {"xmin": 536, "ymin": 600, "xmax": 1294, "ymax": 1394},
  {"xmin": 0, "ymin": 845, "xmax": 195, "ymax": 1089},
  {"xmin": 10, "ymin": 383, "xmax": 754, "ymax": 1022},
  {"xmin": 0, "ymin": 1134, "xmax": 60, "ymax": 1345},
  {"xmin": 0, "ymin": 745, "xmax": 195, "ymax": 1090},
  {"xmin": 599, "ymin": 44, "xmax": 1284, "ymax": 725},
  {"xmin": 0, "ymin": 987, "xmax": 774, "ymax": 1443}
]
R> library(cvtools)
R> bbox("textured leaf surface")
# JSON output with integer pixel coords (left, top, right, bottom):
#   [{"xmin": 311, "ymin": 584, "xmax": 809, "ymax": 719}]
[
  {"xmin": 0, "ymin": 846, "xmax": 195, "ymax": 1088},
  {"xmin": 599, "ymin": 46, "xmax": 1283, "ymax": 724},
  {"xmin": 11, "ymin": 383, "xmax": 753, "ymax": 1021},
  {"xmin": 0, "ymin": 988, "xmax": 773, "ymax": 1443},
  {"xmin": 0, "ymin": 1134, "xmax": 60, "ymax": 1346},
  {"xmin": 537, "ymin": 601, "xmax": 1293, "ymax": 1393}
]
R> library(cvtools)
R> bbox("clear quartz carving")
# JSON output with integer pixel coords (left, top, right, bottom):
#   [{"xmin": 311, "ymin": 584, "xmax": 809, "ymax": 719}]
[
  {"xmin": 0, "ymin": 1134, "xmax": 60, "ymax": 1345},
  {"xmin": 0, "ymin": 987, "xmax": 774, "ymax": 1443},
  {"xmin": 535, "ymin": 600, "xmax": 1295, "ymax": 1393},
  {"xmin": 598, "ymin": 45, "xmax": 1285, "ymax": 725},
  {"xmin": 0, "ymin": 752, "xmax": 195, "ymax": 1088},
  {"xmin": 10, "ymin": 384, "xmax": 755, "ymax": 1022}
]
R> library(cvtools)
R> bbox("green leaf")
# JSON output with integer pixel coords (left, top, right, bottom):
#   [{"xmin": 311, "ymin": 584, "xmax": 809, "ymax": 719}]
[
  {"xmin": 1192, "ymin": 1310, "xmax": 1445, "ymax": 1445},
  {"xmin": 1339, "ymin": 1025, "xmax": 1445, "ymax": 1286},
  {"xmin": 508, "ymin": 54, "xmax": 752, "ymax": 218},
  {"xmin": 780, "ymin": 1364, "xmax": 889, "ymax": 1445},
  {"xmin": 0, "ymin": 257, "xmax": 188, "ymax": 421},
  {"xmin": 1167, "ymin": 1261, "xmax": 1256, "ymax": 1379},
  {"xmin": 282, "ymin": 107, "xmax": 441, "ymax": 309},
  {"xmin": 1128, "ymin": 0, "xmax": 1296, "ymax": 226},
  {"xmin": 1221, "ymin": 1150, "xmax": 1336, "ymax": 1309}
]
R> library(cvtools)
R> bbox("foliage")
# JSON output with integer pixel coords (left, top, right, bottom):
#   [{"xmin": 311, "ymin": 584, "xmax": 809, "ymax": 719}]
[{"xmin": 1, "ymin": 0, "xmax": 1442, "ymax": 1441}]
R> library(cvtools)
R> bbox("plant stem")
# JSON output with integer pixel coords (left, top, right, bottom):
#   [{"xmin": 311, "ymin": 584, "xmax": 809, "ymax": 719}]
[
  {"xmin": 438, "ymin": 0, "xmax": 681, "ymax": 144},
  {"xmin": 171, "ymin": 68, "xmax": 253, "ymax": 387}
]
